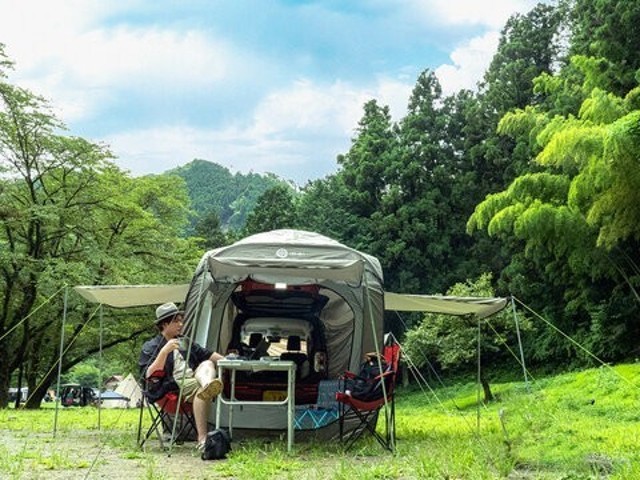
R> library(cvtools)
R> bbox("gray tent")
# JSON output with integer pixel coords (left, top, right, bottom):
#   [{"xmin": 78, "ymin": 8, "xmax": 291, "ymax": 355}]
[
  {"xmin": 74, "ymin": 229, "xmax": 507, "ymax": 435},
  {"xmin": 183, "ymin": 229, "xmax": 385, "ymax": 378}
]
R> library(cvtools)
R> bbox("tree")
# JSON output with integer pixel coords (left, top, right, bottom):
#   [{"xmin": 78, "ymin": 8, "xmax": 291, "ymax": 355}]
[
  {"xmin": 0, "ymin": 46, "xmax": 197, "ymax": 408},
  {"xmin": 193, "ymin": 209, "xmax": 229, "ymax": 250},
  {"xmin": 468, "ymin": 75, "xmax": 640, "ymax": 362},
  {"xmin": 469, "ymin": 3, "xmax": 565, "ymax": 188},
  {"xmin": 170, "ymin": 159, "xmax": 288, "ymax": 231},
  {"xmin": 243, "ymin": 184, "xmax": 298, "ymax": 236},
  {"xmin": 337, "ymin": 99, "xmax": 398, "ymax": 218},
  {"xmin": 296, "ymin": 175, "xmax": 372, "ymax": 248},
  {"xmin": 366, "ymin": 71, "xmax": 469, "ymax": 294},
  {"xmin": 568, "ymin": 0, "xmax": 640, "ymax": 96}
]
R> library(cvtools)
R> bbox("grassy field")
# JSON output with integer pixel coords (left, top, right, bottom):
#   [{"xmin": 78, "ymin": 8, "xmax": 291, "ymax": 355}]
[{"xmin": 0, "ymin": 363, "xmax": 638, "ymax": 479}]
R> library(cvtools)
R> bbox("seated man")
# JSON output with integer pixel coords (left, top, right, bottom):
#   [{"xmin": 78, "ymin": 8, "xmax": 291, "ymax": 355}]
[{"xmin": 139, "ymin": 302, "xmax": 223, "ymax": 448}]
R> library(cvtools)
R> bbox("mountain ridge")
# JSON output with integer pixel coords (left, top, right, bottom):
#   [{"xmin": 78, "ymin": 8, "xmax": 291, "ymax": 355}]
[{"xmin": 165, "ymin": 159, "xmax": 292, "ymax": 230}]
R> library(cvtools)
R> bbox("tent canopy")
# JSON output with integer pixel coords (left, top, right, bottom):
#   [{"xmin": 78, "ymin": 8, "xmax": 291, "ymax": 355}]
[
  {"xmin": 74, "ymin": 284, "xmax": 506, "ymax": 318},
  {"xmin": 74, "ymin": 284, "xmax": 190, "ymax": 308},
  {"xmin": 384, "ymin": 292, "xmax": 506, "ymax": 319}
]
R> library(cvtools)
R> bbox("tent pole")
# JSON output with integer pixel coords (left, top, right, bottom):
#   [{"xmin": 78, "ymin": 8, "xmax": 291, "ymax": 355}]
[
  {"xmin": 98, "ymin": 304, "xmax": 103, "ymax": 431},
  {"xmin": 363, "ymin": 269, "xmax": 394, "ymax": 452},
  {"xmin": 168, "ymin": 264, "xmax": 209, "ymax": 457},
  {"xmin": 53, "ymin": 286, "xmax": 69, "ymax": 438},
  {"xmin": 476, "ymin": 314, "xmax": 481, "ymax": 433},
  {"xmin": 511, "ymin": 296, "xmax": 529, "ymax": 391}
]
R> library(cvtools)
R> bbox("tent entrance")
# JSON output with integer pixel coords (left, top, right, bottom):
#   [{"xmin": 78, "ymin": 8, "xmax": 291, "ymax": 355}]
[{"xmin": 220, "ymin": 281, "xmax": 344, "ymax": 406}]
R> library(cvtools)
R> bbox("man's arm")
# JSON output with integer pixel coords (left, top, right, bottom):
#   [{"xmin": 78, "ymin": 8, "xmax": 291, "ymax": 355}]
[
  {"xmin": 209, "ymin": 352, "xmax": 224, "ymax": 365},
  {"xmin": 145, "ymin": 339, "xmax": 179, "ymax": 378}
]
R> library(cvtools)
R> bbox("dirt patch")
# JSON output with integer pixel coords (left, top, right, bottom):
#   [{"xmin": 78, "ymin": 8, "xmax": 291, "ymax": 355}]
[{"xmin": 0, "ymin": 429, "xmax": 230, "ymax": 480}]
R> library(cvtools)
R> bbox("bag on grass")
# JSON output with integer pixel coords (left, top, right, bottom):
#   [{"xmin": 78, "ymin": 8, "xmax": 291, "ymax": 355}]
[{"xmin": 201, "ymin": 428, "xmax": 232, "ymax": 460}]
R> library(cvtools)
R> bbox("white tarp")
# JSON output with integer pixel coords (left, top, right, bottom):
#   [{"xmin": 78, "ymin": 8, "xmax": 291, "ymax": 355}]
[
  {"xmin": 74, "ymin": 284, "xmax": 506, "ymax": 319},
  {"xmin": 74, "ymin": 284, "xmax": 190, "ymax": 308},
  {"xmin": 384, "ymin": 292, "xmax": 507, "ymax": 319}
]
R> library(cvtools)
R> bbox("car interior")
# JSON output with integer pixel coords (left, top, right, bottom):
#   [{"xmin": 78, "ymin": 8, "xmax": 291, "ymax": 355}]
[{"xmin": 223, "ymin": 281, "xmax": 331, "ymax": 404}]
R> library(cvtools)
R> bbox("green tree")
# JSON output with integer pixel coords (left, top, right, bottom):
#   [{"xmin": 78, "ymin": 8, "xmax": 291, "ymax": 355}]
[
  {"xmin": 243, "ymin": 184, "xmax": 298, "ymax": 236},
  {"xmin": 469, "ymin": 3, "xmax": 565, "ymax": 187},
  {"xmin": 62, "ymin": 363, "xmax": 102, "ymax": 388},
  {"xmin": 171, "ymin": 159, "xmax": 289, "ymax": 231},
  {"xmin": 296, "ymin": 175, "xmax": 371, "ymax": 247},
  {"xmin": 193, "ymin": 209, "xmax": 228, "ymax": 251},
  {"xmin": 337, "ymin": 99, "xmax": 398, "ymax": 218},
  {"xmin": 568, "ymin": 0, "xmax": 640, "ymax": 96},
  {"xmin": 0, "ymin": 47, "xmax": 197, "ymax": 407},
  {"xmin": 468, "ymin": 77, "xmax": 640, "ymax": 362},
  {"xmin": 367, "ymin": 70, "xmax": 468, "ymax": 294}
]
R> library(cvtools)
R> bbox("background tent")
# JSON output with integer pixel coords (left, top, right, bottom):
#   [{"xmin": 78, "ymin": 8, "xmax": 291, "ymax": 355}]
[{"xmin": 111, "ymin": 373, "xmax": 142, "ymax": 409}]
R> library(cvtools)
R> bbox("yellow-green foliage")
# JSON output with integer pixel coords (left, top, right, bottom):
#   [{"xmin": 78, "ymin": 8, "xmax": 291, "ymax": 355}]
[
  {"xmin": 475, "ymin": 73, "xmax": 640, "ymax": 257},
  {"xmin": 579, "ymin": 88, "xmax": 626, "ymax": 124}
]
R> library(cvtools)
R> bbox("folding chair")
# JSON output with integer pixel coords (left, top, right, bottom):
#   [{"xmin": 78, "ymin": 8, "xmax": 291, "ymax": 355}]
[
  {"xmin": 336, "ymin": 336, "xmax": 401, "ymax": 452},
  {"xmin": 137, "ymin": 371, "xmax": 197, "ymax": 450}
]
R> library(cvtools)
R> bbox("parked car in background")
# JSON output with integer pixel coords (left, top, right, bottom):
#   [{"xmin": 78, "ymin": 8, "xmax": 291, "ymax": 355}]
[{"xmin": 60, "ymin": 384, "xmax": 97, "ymax": 407}]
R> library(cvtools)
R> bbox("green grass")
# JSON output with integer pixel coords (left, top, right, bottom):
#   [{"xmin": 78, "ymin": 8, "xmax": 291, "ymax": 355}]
[{"xmin": 1, "ymin": 363, "xmax": 638, "ymax": 479}]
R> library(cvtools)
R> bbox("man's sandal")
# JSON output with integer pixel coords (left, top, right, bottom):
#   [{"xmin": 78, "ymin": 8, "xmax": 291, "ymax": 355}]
[{"xmin": 196, "ymin": 378, "xmax": 223, "ymax": 401}]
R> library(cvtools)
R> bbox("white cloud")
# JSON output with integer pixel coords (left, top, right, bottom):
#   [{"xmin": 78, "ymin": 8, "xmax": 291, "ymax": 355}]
[
  {"xmin": 65, "ymin": 27, "xmax": 232, "ymax": 88},
  {"xmin": 0, "ymin": 1, "xmax": 249, "ymax": 123},
  {"xmin": 413, "ymin": 0, "xmax": 542, "ymax": 28},
  {"xmin": 106, "ymin": 123, "xmax": 316, "ymax": 182},
  {"xmin": 251, "ymin": 79, "xmax": 368, "ymax": 137},
  {"xmin": 0, "ymin": 0, "xmax": 120, "ymax": 69},
  {"xmin": 435, "ymin": 31, "xmax": 500, "ymax": 95},
  {"xmin": 249, "ymin": 77, "xmax": 413, "ymax": 145},
  {"xmin": 106, "ymin": 77, "xmax": 415, "ymax": 183},
  {"xmin": 0, "ymin": 0, "xmax": 553, "ymax": 184}
]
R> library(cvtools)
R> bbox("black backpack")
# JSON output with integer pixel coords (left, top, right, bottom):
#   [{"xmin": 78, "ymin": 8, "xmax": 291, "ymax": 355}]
[
  {"xmin": 201, "ymin": 428, "xmax": 232, "ymax": 460},
  {"xmin": 347, "ymin": 353, "xmax": 389, "ymax": 401}
]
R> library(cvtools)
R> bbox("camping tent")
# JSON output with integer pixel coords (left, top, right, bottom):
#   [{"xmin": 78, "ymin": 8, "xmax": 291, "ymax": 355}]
[
  {"xmin": 183, "ymin": 229, "xmax": 385, "ymax": 378},
  {"xmin": 73, "ymin": 229, "xmax": 507, "ymax": 436},
  {"xmin": 111, "ymin": 373, "xmax": 142, "ymax": 408}
]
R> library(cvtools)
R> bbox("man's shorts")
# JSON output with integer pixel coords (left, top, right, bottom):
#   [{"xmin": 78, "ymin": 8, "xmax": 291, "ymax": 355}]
[{"xmin": 177, "ymin": 376, "xmax": 199, "ymax": 401}]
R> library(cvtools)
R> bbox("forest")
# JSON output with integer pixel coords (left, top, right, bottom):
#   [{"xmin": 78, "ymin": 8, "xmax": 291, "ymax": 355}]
[{"xmin": 1, "ymin": 0, "xmax": 639, "ymax": 408}]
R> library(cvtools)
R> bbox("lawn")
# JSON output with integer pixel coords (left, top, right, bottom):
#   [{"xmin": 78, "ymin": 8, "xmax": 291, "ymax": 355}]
[{"xmin": 0, "ymin": 363, "xmax": 638, "ymax": 479}]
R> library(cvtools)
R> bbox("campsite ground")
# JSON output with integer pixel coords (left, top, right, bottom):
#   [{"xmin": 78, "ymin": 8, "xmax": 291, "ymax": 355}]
[
  {"xmin": 0, "ymin": 427, "xmax": 228, "ymax": 479},
  {"xmin": 1, "ymin": 363, "xmax": 639, "ymax": 479}
]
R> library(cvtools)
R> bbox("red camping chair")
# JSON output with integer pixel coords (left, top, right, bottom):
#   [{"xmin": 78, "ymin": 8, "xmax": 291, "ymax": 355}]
[
  {"xmin": 137, "ymin": 371, "xmax": 197, "ymax": 450},
  {"xmin": 336, "ymin": 336, "xmax": 401, "ymax": 452}
]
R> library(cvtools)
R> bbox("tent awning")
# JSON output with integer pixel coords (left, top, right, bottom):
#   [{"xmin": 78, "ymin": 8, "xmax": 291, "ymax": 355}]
[
  {"xmin": 384, "ymin": 292, "xmax": 507, "ymax": 318},
  {"xmin": 73, "ymin": 284, "xmax": 190, "ymax": 308},
  {"xmin": 74, "ymin": 284, "xmax": 507, "ymax": 318}
]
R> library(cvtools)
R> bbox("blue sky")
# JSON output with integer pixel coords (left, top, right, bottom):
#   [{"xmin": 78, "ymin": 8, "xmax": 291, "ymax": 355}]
[{"xmin": 0, "ymin": 0, "xmax": 543, "ymax": 185}]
